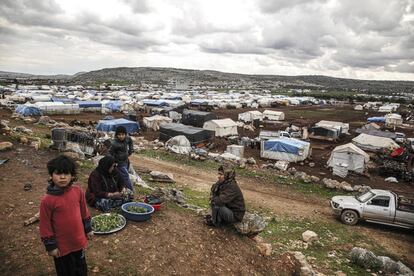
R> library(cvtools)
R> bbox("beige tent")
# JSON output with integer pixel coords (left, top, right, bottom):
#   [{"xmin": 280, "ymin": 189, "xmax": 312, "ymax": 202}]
[
  {"xmin": 263, "ymin": 110, "xmax": 285, "ymax": 121},
  {"xmin": 203, "ymin": 118, "xmax": 238, "ymax": 137},
  {"xmin": 143, "ymin": 115, "xmax": 172, "ymax": 131},
  {"xmin": 352, "ymin": 133, "xmax": 399, "ymax": 152},
  {"xmin": 327, "ymin": 143, "xmax": 370, "ymax": 177},
  {"xmin": 385, "ymin": 113, "xmax": 403, "ymax": 127}
]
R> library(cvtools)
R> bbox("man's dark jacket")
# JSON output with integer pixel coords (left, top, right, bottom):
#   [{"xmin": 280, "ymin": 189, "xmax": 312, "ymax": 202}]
[
  {"xmin": 109, "ymin": 136, "xmax": 133, "ymax": 164},
  {"xmin": 211, "ymin": 179, "xmax": 245, "ymax": 222}
]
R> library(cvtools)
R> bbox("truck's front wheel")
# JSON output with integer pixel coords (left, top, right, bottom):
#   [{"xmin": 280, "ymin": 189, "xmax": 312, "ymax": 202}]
[{"xmin": 341, "ymin": 210, "xmax": 359, "ymax": 225}]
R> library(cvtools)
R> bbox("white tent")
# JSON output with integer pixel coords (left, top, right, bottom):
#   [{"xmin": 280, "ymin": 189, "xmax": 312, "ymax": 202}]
[
  {"xmin": 143, "ymin": 115, "xmax": 172, "ymax": 131},
  {"xmin": 327, "ymin": 143, "xmax": 370, "ymax": 177},
  {"xmin": 315, "ymin": 120, "xmax": 349, "ymax": 134},
  {"xmin": 165, "ymin": 135, "xmax": 191, "ymax": 155},
  {"xmin": 263, "ymin": 110, "xmax": 285, "ymax": 121},
  {"xmin": 385, "ymin": 113, "xmax": 403, "ymax": 127},
  {"xmin": 203, "ymin": 118, "xmax": 238, "ymax": 137},
  {"xmin": 378, "ymin": 105, "xmax": 394, "ymax": 113},
  {"xmin": 238, "ymin": 110, "xmax": 263, "ymax": 123},
  {"xmin": 34, "ymin": 102, "xmax": 80, "ymax": 115},
  {"xmin": 352, "ymin": 133, "xmax": 399, "ymax": 152},
  {"xmin": 260, "ymin": 138, "xmax": 311, "ymax": 162}
]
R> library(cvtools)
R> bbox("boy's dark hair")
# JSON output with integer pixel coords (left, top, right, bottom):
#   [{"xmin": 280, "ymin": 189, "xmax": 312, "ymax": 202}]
[
  {"xmin": 47, "ymin": 155, "xmax": 77, "ymax": 177},
  {"xmin": 115, "ymin": 126, "xmax": 127, "ymax": 136}
]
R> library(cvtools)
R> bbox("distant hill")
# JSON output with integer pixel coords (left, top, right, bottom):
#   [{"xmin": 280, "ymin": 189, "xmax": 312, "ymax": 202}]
[{"xmin": 1, "ymin": 67, "xmax": 413, "ymax": 93}]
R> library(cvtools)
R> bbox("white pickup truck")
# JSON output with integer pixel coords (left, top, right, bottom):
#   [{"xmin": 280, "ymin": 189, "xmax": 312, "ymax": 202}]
[{"xmin": 331, "ymin": 189, "xmax": 414, "ymax": 229}]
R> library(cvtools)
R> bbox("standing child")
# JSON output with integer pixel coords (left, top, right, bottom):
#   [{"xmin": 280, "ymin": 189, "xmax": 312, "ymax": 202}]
[
  {"xmin": 40, "ymin": 155, "xmax": 93, "ymax": 276},
  {"xmin": 109, "ymin": 126, "xmax": 134, "ymax": 191}
]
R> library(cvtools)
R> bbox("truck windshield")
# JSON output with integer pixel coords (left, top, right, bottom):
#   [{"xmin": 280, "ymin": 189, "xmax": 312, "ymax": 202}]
[{"xmin": 356, "ymin": 191, "xmax": 375, "ymax": 202}]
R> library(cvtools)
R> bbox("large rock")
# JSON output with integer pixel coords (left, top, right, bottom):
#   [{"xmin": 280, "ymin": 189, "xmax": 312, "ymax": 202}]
[
  {"xmin": 151, "ymin": 187, "xmax": 186, "ymax": 205},
  {"xmin": 64, "ymin": 142, "xmax": 85, "ymax": 159},
  {"xmin": 0, "ymin": 142, "xmax": 13, "ymax": 151},
  {"xmin": 291, "ymin": 251, "xmax": 317, "ymax": 276},
  {"xmin": 377, "ymin": 256, "xmax": 399, "ymax": 274},
  {"xmin": 322, "ymin": 178, "xmax": 340, "ymax": 189},
  {"xmin": 150, "ymin": 171, "xmax": 175, "ymax": 183},
  {"xmin": 349, "ymin": 247, "xmax": 381, "ymax": 269},
  {"xmin": 62, "ymin": 151, "xmax": 83, "ymax": 160},
  {"xmin": 397, "ymin": 261, "xmax": 414, "ymax": 275},
  {"xmin": 37, "ymin": 116, "xmax": 51, "ymax": 125},
  {"xmin": 256, "ymin": 242, "xmax": 272, "ymax": 256},
  {"xmin": 302, "ymin": 230, "xmax": 318, "ymax": 243},
  {"xmin": 246, "ymin": 157, "xmax": 256, "ymax": 165},
  {"xmin": 275, "ymin": 161, "xmax": 290, "ymax": 171},
  {"xmin": 234, "ymin": 212, "xmax": 267, "ymax": 235},
  {"xmin": 14, "ymin": 126, "xmax": 33, "ymax": 134}
]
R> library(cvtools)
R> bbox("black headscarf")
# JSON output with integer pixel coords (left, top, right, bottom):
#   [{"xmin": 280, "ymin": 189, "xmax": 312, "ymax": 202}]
[{"xmin": 96, "ymin": 155, "xmax": 116, "ymax": 176}]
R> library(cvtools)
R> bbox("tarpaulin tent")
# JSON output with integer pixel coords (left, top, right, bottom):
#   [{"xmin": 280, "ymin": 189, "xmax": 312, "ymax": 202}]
[
  {"xmin": 142, "ymin": 99, "xmax": 169, "ymax": 107},
  {"xmin": 315, "ymin": 120, "xmax": 349, "ymax": 134},
  {"xmin": 309, "ymin": 126, "xmax": 340, "ymax": 141},
  {"xmin": 263, "ymin": 110, "xmax": 285, "ymax": 121},
  {"xmin": 76, "ymin": 101, "xmax": 102, "ymax": 108},
  {"xmin": 238, "ymin": 110, "xmax": 263, "ymax": 123},
  {"xmin": 352, "ymin": 133, "xmax": 399, "ymax": 152},
  {"xmin": 327, "ymin": 143, "xmax": 370, "ymax": 177},
  {"xmin": 15, "ymin": 105, "xmax": 42, "ymax": 117},
  {"xmin": 104, "ymin": 101, "xmax": 122, "ymax": 112},
  {"xmin": 181, "ymin": 109, "xmax": 217, "ymax": 127},
  {"xmin": 143, "ymin": 115, "xmax": 172, "ymax": 131},
  {"xmin": 260, "ymin": 138, "xmax": 311, "ymax": 162},
  {"xmin": 367, "ymin": 117, "xmax": 386, "ymax": 123},
  {"xmin": 203, "ymin": 118, "xmax": 238, "ymax": 137},
  {"xmin": 159, "ymin": 123, "xmax": 214, "ymax": 145},
  {"xmin": 355, "ymin": 128, "xmax": 396, "ymax": 139},
  {"xmin": 96, "ymin": 118, "xmax": 140, "ymax": 133}
]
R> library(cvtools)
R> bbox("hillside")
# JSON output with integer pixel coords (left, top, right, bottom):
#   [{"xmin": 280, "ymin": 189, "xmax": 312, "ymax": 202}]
[{"xmin": 1, "ymin": 67, "xmax": 413, "ymax": 93}]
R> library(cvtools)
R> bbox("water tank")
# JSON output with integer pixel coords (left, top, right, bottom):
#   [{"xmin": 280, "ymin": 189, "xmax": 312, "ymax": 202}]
[{"xmin": 51, "ymin": 128, "xmax": 67, "ymax": 150}]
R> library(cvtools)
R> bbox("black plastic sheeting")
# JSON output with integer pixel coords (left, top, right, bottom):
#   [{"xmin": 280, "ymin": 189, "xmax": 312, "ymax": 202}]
[
  {"xmin": 181, "ymin": 109, "xmax": 217, "ymax": 127},
  {"xmin": 159, "ymin": 123, "xmax": 214, "ymax": 145}
]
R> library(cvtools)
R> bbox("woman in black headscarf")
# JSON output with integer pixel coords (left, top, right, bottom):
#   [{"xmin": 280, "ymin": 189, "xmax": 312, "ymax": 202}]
[
  {"xmin": 86, "ymin": 155, "xmax": 132, "ymax": 212},
  {"xmin": 206, "ymin": 163, "xmax": 246, "ymax": 227}
]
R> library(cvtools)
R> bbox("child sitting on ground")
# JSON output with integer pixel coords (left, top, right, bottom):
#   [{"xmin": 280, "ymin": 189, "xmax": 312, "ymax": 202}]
[{"xmin": 39, "ymin": 155, "xmax": 93, "ymax": 276}]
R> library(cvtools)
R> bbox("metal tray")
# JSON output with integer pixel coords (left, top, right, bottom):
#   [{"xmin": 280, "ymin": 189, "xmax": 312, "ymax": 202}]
[{"xmin": 91, "ymin": 213, "xmax": 126, "ymax": 235}]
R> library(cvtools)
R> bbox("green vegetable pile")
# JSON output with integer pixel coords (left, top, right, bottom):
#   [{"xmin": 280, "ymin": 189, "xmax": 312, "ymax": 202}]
[
  {"xmin": 92, "ymin": 214, "xmax": 124, "ymax": 233},
  {"xmin": 126, "ymin": 205, "xmax": 148, "ymax": 214}
]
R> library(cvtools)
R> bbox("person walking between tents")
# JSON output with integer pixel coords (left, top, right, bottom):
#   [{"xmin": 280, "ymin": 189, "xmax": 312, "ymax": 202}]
[
  {"xmin": 86, "ymin": 155, "xmax": 133, "ymax": 212},
  {"xmin": 109, "ymin": 126, "xmax": 134, "ymax": 191},
  {"xmin": 205, "ymin": 163, "xmax": 246, "ymax": 227}
]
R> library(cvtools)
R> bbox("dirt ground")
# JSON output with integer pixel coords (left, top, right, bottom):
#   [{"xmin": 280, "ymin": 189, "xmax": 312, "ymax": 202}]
[
  {"xmin": 0, "ymin": 142, "xmax": 298, "ymax": 275},
  {"xmin": 1, "ymin": 104, "xmax": 414, "ymax": 274}
]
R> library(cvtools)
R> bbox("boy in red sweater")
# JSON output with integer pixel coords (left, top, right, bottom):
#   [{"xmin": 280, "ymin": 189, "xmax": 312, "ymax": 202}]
[{"xmin": 40, "ymin": 155, "xmax": 93, "ymax": 276}]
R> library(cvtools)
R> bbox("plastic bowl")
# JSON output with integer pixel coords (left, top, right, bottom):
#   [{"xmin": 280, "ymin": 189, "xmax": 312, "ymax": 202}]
[
  {"xmin": 121, "ymin": 202, "xmax": 154, "ymax": 222},
  {"xmin": 144, "ymin": 197, "xmax": 162, "ymax": 211}
]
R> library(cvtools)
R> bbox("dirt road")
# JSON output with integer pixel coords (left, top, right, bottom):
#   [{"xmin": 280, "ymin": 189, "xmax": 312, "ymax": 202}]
[{"xmin": 131, "ymin": 154, "xmax": 414, "ymax": 266}]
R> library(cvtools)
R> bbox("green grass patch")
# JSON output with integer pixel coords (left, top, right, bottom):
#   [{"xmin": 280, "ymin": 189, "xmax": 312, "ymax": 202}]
[{"xmin": 261, "ymin": 217, "xmax": 387, "ymax": 275}]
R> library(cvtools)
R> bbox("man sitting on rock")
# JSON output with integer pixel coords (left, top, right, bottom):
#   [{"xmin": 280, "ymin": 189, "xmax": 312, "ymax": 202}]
[{"xmin": 205, "ymin": 163, "xmax": 246, "ymax": 227}]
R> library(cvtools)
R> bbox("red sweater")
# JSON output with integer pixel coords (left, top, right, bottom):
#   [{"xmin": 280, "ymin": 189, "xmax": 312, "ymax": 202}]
[{"xmin": 39, "ymin": 184, "xmax": 91, "ymax": 257}]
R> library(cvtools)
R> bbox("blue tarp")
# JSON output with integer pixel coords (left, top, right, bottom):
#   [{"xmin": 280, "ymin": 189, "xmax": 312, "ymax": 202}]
[
  {"xmin": 52, "ymin": 97, "xmax": 72, "ymax": 103},
  {"xmin": 142, "ymin": 99, "xmax": 169, "ymax": 107},
  {"xmin": 105, "ymin": 101, "xmax": 122, "ymax": 112},
  {"xmin": 367, "ymin": 117, "xmax": 386, "ymax": 123},
  {"xmin": 96, "ymin": 118, "xmax": 139, "ymax": 133},
  {"xmin": 15, "ymin": 105, "xmax": 42, "ymax": 117},
  {"xmin": 263, "ymin": 139, "xmax": 309, "ymax": 155},
  {"xmin": 76, "ymin": 101, "xmax": 102, "ymax": 108}
]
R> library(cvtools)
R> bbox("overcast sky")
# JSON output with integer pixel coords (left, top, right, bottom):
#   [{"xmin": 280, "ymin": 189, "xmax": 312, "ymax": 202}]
[{"xmin": 0, "ymin": 0, "xmax": 413, "ymax": 80}]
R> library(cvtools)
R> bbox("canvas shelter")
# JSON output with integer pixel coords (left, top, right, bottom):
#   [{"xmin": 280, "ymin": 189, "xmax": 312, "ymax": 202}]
[
  {"xmin": 352, "ymin": 133, "xmax": 399, "ymax": 152},
  {"xmin": 143, "ymin": 115, "xmax": 172, "ymax": 131},
  {"xmin": 260, "ymin": 138, "xmax": 311, "ymax": 162},
  {"xmin": 15, "ymin": 105, "xmax": 42, "ymax": 117},
  {"xmin": 385, "ymin": 113, "xmax": 403, "ymax": 127},
  {"xmin": 315, "ymin": 120, "xmax": 349, "ymax": 134},
  {"xmin": 327, "ymin": 143, "xmax": 370, "ymax": 177},
  {"xmin": 203, "ymin": 118, "xmax": 238, "ymax": 137},
  {"xmin": 238, "ymin": 110, "xmax": 263, "ymax": 123},
  {"xmin": 309, "ymin": 126, "xmax": 340, "ymax": 141},
  {"xmin": 159, "ymin": 123, "xmax": 214, "ymax": 145},
  {"xmin": 263, "ymin": 110, "xmax": 285, "ymax": 121},
  {"xmin": 165, "ymin": 135, "xmax": 192, "ymax": 155},
  {"xmin": 181, "ymin": 109, "xmax": 217, "ymax": 127},
  {"xmin": 378, "ymin": 105, "xmax": 394, "ymax": 113},
  {"xmin": 96, "ymin": 118, "xmax": 140, "ymax": 134},
  {"xmin": 34, "ymin": 102, "xmax": 80, "ymax": 115},
  {"xmin": 355, "ymin": 128, "xmax": 396, "ymax": 139}
]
